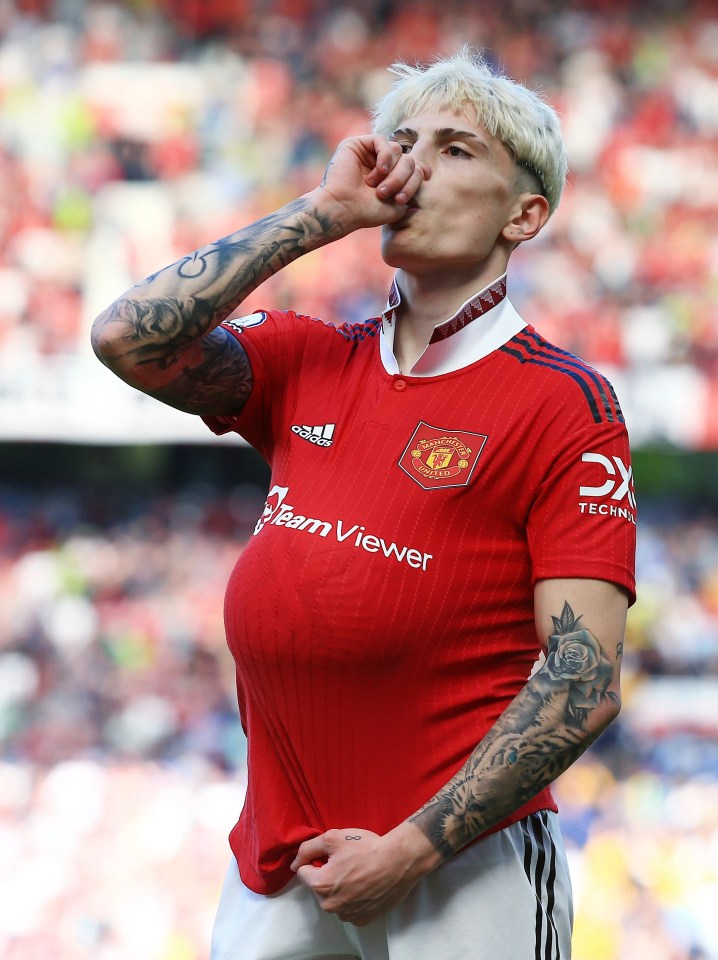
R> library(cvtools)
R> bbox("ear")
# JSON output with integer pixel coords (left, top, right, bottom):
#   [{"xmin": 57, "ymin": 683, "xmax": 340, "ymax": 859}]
[{"xmin": 501, "ymin": 194, "xmax": 551, "ymax": 245}]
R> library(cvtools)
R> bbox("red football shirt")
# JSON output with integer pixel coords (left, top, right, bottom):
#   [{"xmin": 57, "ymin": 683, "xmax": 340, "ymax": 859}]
[{"xmin": 203, "ymin": 283, "xmax": 636, "ymax": 895}]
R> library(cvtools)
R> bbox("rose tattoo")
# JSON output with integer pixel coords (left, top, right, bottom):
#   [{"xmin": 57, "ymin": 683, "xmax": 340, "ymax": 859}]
[{"xmin": 546, "ymin": 602, "xmax": 613, "ymax": 728}]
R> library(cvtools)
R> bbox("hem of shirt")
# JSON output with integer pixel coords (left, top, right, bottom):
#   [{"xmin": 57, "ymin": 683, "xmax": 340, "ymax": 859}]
[
  {"xmin": 199, "ymin": 321, "xmax": 262, "ymax": 438},
  {"xmin": 471, "ymin": 787, "xmax": 558, "ymax": 845},
  {"xmin": 230, "ymin": 788, "xmax": 558, "ymax": 897},
  {"xmin": 532, "ymin": 565, "xmax": 636, "ymax": 607},
  {"xmin": 201, "ymin": 414, "xmax": 236, "ymax": 435}
]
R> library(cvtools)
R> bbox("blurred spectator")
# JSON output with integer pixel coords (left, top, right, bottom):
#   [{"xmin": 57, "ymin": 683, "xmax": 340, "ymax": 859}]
[
  {"xmin": 1, "ymin": 480, "xmax": 718, "ymax": 959},
  {"xmin": 2, "ymin": 2, "xmax": 718, "ymax": 957},
  {"xmin": 2, "ymin": 0, "xmax": 718, "ymax": 443}
]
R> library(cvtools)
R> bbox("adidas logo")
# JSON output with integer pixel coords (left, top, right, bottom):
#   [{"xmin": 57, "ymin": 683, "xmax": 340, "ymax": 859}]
[{"xmin": 291, "ymin": 423, "xmax": 335, "ymax": 447}]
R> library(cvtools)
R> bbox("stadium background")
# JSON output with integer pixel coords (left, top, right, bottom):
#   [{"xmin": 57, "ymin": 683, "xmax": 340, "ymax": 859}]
[{"xmin": 1, "ymin": 0, "xmax": 718, "ymax": 957}]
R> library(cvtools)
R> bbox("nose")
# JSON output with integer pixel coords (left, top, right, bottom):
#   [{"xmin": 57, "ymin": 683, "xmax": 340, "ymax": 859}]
[{"xmin": 407, "ymin": 142, "xmax": 432, "ymax": 182}]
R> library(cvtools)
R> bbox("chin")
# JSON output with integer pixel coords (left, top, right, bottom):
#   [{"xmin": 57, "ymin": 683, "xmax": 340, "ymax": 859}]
[
  {"xmin": 380, "ymin": 233, "xmax": 424, "ymax": 271},
  {"xmin": 381, "ymin": 250, "xmax": 436, "ymax": 274}
]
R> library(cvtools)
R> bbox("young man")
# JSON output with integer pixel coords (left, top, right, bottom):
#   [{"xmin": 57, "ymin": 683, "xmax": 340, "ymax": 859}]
[{"xmin": 92, "ymin": 48, "xmax": 636, "ymax": 960}]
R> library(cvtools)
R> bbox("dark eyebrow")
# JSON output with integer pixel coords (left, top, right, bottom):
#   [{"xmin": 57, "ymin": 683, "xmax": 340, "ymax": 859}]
[
  {"xmin": 390, "ymin": 127, "xmax": 419, "ymax": 141},
  {"xmin": 390, "ymin": 126, "xmax": 488, "ymax": 150},
  {"xmin": 434, "ymin": 127, "xmax": 482, "ymax": 144}
]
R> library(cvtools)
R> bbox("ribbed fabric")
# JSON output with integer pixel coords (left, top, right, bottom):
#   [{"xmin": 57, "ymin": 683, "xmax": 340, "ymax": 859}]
[{"xmin": 203, "ymin": 309, "xmax": 636, "ymax": 895}]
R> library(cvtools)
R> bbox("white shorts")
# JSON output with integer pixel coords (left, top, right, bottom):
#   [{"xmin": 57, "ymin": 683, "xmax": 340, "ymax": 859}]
[{"xmin": 210, "ymin": 810, "xmax": 573, "ymax": 960}]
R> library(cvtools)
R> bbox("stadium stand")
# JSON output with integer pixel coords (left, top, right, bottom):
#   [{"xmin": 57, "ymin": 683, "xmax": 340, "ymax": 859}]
[
  {"xmin": 1, "ymin": 0, "xmax": 718, "ymax": 444},
  {"xmin": 1, "ymin": 1, "xmax": 717, "ymax": 957}
]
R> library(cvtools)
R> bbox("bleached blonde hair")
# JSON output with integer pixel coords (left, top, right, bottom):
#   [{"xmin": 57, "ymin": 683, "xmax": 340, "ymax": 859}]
[{"xmin": 371, "ymin": 46, "xmax": 568, "ymax": 215}]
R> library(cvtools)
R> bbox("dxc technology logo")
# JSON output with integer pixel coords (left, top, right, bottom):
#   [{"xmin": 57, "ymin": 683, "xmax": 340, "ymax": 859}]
[{"xmin": 578, "ymin": 452, "xmax": 636, "ymax": 523}]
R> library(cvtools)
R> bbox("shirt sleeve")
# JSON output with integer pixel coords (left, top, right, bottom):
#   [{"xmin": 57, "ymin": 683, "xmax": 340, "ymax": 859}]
[
  {"xmin": 527, "ymin": 420, "xmax": 637, "ymax": 604},
  {"xmin": 201, "ymin": 309, "xmax": 310, "ymax": 460}
]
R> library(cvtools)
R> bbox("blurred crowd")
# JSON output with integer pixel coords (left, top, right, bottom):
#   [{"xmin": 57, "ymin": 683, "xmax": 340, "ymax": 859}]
[
  {"xmin": 1, "ymin": 0, "xmax": 718, "ymax": 442},
  {"xmin": 0, "ymin": 481, "xmax": 717, "ymax": 959},
  {"xmin": 2, "ymin": 1, "xmax": 718, "ymax": 959},
  {"xmin": 0, "ymin": 482, "xmax": 258, "ymax": 959}
]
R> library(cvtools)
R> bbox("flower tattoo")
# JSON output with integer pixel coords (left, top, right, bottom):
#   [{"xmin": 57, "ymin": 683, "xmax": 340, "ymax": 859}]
[{"xmin": 546, "ymin": 602, "xmax": 613, "ymax": 728}]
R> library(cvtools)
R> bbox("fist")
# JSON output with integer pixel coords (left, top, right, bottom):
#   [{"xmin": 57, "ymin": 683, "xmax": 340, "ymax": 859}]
[{"xmin": 312, "ymin": 134, "xmax": 425, "ymax": 232}]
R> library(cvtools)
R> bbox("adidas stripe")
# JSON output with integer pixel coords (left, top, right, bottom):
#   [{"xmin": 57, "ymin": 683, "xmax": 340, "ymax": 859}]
[
  {"xmin": 500, "ymin": 329, "xmax": 624, "ymax": 425},
  {"xmin": 522, "ymin": 811, "xmax": 562, "ymax": 960}
]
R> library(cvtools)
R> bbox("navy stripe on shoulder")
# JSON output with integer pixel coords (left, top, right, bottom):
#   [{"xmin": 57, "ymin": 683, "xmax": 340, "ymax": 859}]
[
  {"xmin": 334, "ymin": 317, "xmax": 382, "ymax": 343},
  {"xmin": 500, "ymin": 332, "xmax": 623, "ymax": 425},
  {"xmin": 523, "ymin": 329, "xmax": 624, "ymax": 423}
]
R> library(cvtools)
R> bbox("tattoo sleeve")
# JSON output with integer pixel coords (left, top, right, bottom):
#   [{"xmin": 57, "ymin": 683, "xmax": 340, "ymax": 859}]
[
  {"xmin": 408, "ymin": 602, "xmax": 622, "ymax": 860},
  {"xmin": 91, "ymin": 197, "xmax": 343, "ymax": 415}
]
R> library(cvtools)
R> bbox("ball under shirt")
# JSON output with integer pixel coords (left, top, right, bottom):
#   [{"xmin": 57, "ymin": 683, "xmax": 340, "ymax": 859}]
[{"xmin": 203, "ymin": 289, "xmax": 636, "ymax": 896}]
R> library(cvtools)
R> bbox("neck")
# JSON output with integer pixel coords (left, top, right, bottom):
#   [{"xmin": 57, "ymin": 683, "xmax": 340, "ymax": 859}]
[{"xmin": 391, "ymin": 266, "xmax": 508, "ymax": 373}]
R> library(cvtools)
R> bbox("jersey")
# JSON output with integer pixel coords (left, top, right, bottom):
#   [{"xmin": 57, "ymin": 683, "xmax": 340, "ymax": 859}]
[{"xmin": 203, "ymin": 287, "xmax": 636, "ymax": 896}]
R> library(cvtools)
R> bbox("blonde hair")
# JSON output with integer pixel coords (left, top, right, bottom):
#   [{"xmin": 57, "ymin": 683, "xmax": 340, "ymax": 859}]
[{"xmin": 371, "ymin": 46, "xmax": 568, "ymax": 215}]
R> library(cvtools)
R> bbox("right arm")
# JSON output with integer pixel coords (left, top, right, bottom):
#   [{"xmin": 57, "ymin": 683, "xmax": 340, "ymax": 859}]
[{"xmin": 90, "ymin": 135, "xmax": 424, "ymax": 417}]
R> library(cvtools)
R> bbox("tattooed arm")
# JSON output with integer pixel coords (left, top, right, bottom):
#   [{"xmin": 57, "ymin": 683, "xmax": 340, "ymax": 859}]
[
  {"xmin": 406, "ymin": 577, "xmax": 626, "ymax": 857},
  {"xmin": 90, "ymin": 134, "xmax": 424, "ymax": 417},
  {"xmin": 291, "ymin": 577, "xmax": 628, "ymax": 925}
]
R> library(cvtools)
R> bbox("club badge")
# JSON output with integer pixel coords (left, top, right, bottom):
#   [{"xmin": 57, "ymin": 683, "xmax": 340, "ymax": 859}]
[{"xmin": 398, "ymin": 422, "xmax": 487, "ymax": 490}]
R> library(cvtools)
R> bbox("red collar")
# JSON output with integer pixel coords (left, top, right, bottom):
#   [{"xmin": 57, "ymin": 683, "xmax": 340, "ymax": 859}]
[{"xmin": 383, "ymin": 275, "xmax": 508, "ymax": 344}]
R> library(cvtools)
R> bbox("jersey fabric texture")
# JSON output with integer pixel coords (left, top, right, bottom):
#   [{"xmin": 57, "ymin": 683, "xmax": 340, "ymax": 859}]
[{"xmin": 202, "ymin": 290, "xmax": 636, "ymax": 896}]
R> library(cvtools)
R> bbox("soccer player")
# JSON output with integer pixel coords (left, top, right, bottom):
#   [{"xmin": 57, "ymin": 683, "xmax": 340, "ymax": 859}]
[{"xmin": 92, "ymin": 47, "xmax": 636, "ymax": 960}]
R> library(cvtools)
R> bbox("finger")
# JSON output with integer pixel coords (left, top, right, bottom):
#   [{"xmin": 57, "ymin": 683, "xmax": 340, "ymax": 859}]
[
  {"xmin": 346, "ymin": 914, "xmax": 372, "ymax": 927},
  {"xmin": 376, "ymin": 155, "xmax": 417, "ymax": 200},
  {"xmin": 364, "ymin": 139, "xmax": 403, "ymax": 187},
  {"xmin": 290, "ymin": 834, "xmax": 331, "ymax": 871},
  {"xmin": 394, "ymin": 164, "xmax": 427, "ymax": 205},
  {"xmin": 336, "ymin": 902, "xmax": 376, "ymax": 926},
  {"xmin": 294, "ymin": 863, "xmax": 324, "ymax": 887}
]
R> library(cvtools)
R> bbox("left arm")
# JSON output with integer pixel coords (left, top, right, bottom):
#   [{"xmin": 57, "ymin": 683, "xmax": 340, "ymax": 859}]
[{"xmin": 291, "ymin": 577, "xmax": 628, "ymax": 925}]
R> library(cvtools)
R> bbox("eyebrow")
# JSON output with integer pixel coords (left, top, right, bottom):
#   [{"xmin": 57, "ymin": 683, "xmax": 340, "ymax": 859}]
[{"xmin": 390, "ymin": 126, "xmax": 488, "ymax": 147}]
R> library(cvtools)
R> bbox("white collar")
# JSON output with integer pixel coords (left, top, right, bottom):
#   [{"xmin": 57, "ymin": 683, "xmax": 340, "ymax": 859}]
[{"xmin": 379, "ymin": 273, "xmax": 526, "ymax": 377}]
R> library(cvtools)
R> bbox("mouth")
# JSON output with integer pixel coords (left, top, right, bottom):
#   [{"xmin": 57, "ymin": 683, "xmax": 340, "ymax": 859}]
[{"xmin": 390, "ymin": 201, "xmax": 419, "ymax": 229}]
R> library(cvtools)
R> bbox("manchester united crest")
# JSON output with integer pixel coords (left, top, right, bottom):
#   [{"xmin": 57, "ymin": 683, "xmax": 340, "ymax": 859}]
[{"xmin": 398, "ymin": 422, "xmax": 488, "ymax": 490}]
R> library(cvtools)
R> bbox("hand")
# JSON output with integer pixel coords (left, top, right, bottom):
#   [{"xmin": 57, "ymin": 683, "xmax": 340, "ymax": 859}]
[
  {"xmin": 309, "ymin": 134, "xmax": 426, "ymax": 234},
  {"xmin": 289, "ymin": 822, "xmax": 441, "ymax": 926}
]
